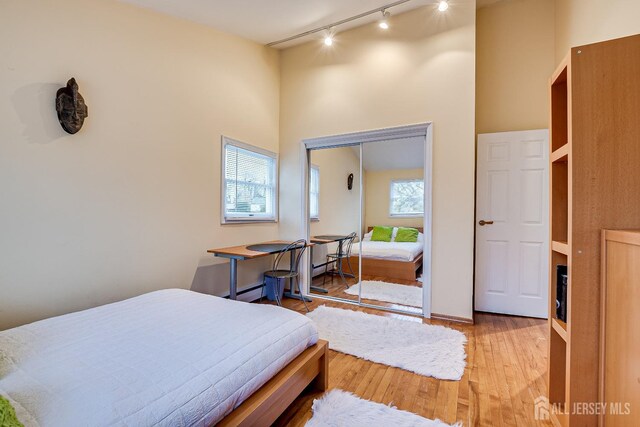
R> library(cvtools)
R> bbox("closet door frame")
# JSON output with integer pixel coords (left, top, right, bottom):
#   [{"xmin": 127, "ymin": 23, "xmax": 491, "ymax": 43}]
[{"xmin": 300, "ymin": 123, "xmax": 433, "ymax": 318}]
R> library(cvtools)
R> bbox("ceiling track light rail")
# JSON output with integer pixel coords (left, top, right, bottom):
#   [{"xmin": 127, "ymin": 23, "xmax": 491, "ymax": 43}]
[{"xmin": 266, "ymin": 0, "xmax": 414, "ymax": 47}]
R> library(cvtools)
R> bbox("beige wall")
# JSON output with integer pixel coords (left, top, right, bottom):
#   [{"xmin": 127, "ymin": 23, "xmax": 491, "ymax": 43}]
[
  {"xmin": 477, "ymin": 0, "xmax": 640, "ymax": 135},
  {"xmin": 555, "ymin": 0, "xmax": 640, "ymax": 62},
  {"xmin": 365, "ymin": 169, "xmax": 424, "ymax": 230},
  {"xmin": 0, "ymin": 0, "xmax": 280, "ymax": 329},
  {"xmin": 476, "ymin": 0, "xmax": 556, "ymax": 134},
  {"xmin": 279, "ymin": 2, "xmax": 477, "ymax": 320}
]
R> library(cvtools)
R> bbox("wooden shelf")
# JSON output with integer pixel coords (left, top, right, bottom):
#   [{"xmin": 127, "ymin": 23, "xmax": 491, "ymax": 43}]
[
  {"xmin": 552, "ymin": 240, "xmax": 569, "ymax": 255},
  {"xmin": 548, "ymin": 34, "xmax": 640, "ymax": 426},
  {"xmin": 551, "ymin": 144, "xmax": 569, "ymax": 163},
  {"xmin": 552, "ymin": 318, "xmax": 568, "ymax": 342}
]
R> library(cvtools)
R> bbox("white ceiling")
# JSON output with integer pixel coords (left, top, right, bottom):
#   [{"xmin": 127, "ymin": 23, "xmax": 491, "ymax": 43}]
[
  {"xmin": 351, "ymin": 137, "xmax": 425, "ymax": 171},
  {"xmin": 118, "ymin": 0, "xmax": 438, "ymax": 48}
]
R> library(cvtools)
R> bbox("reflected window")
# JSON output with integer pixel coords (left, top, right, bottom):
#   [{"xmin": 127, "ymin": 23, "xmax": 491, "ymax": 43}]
[
  {"xmin": 310, "ymin": 165, "xmax": 320, "ymax": 220},
  {"xmin": 389, "ymin": 179, "xmax": 424, "ymax": 217}
]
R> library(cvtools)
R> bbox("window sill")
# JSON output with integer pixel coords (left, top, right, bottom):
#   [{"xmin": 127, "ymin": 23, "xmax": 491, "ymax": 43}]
[
  {"xmin": 310, "ymin": 218, "xmax": 320, "ymax": 222},
  {"xmin": 388, "ymin": 215, "xmax": 424, "ymax": 219},
  {"xmin": 222, "ymin": 219, "xmax": 278, "ymax": 225}
]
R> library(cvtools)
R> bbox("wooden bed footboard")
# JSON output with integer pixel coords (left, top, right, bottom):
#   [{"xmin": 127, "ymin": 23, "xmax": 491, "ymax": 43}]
[
  {"xmin": 349, "ymin": 254, "xmax": 423, "ymax": 281},
  {"xmin": 217, "ymin": 339, "xmax": 328, "ymax": 427}
]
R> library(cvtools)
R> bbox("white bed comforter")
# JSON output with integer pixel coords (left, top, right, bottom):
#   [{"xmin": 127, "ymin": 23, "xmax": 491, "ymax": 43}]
[
  {"xmin": 0, "ymin": 289, "xmax": 318, "ymax": 427},
  {"xmin": 351, "ymin": 240, "xmax": 423, "ymax": 262}
]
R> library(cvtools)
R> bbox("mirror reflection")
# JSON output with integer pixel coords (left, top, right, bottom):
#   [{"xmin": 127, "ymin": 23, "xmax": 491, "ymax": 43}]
[
  {"xmin": 308, "ymin": 146, "xmax": 361, "ymax": 303},
  {"xmin": 354, "ymin": 138, "xmax": 425, "ymax": 314}
]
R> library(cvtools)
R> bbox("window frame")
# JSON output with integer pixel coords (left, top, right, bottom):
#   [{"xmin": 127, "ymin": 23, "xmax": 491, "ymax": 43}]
[
  {"xmin": 389, "ymin": 178, "xmax": 425, "ymax": 218},
  {"xmin": 221, "ymin": 136, "xmax": 278, "ymax": 224},
  {"xmin": 309, "ymin": 164, "xmax": 320, "ymax": 221}
]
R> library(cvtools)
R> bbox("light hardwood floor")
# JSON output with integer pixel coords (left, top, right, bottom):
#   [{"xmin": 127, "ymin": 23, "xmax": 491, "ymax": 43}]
[{"xmin": 268, "ymin": 275, "xmax": 553, "ymax": 426}]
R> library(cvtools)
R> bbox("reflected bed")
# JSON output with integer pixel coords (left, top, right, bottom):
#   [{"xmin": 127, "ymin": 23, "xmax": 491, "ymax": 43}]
[{"xmin": 349, "ymin": 227, "xmax": 424, "ymax": 281}]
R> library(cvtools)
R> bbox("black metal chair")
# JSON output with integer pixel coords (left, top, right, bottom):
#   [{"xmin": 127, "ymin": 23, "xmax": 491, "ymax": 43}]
[
  {"xmin": 262, "ymin": 239, "xmax": 309, "ymax": 312},
  {"xmin": 322, "ymin": 232, "xmax": 357, "ymax": 289}
]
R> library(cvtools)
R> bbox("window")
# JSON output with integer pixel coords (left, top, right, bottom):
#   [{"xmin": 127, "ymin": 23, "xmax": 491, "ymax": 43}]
[
  {"xmin": 222, "ymin": 137, "xmax": 277, "ymax": 223},
  {"xmin": 310, "ymin": 165, "xmax": 320, "ymax": 220},
  {"xmin": 389, "ymin": 179, "xmax": 424, "ymax": 217}
]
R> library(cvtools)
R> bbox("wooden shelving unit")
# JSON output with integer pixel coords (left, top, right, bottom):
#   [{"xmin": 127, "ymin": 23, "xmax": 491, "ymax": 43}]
[
  {"xmin": 547, "ymin": 34, "xmax": 640, "ymax": 427},
  {"xmin": 550, "ymin": 144, "xmax": 569, "ymax": 163},
  {"xmin": 551, "ymin": 240, "xmax": 569, "ymax": 255},
  {"xmin": 551, "ymin": 318, "xmax": 568, "ymax": 341}
]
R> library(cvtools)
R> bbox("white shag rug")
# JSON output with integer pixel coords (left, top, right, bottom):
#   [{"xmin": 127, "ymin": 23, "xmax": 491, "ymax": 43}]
[
  {"xmin": 305, "ymin": 389, "xmax": 460, "ymax": 427},
  {"xmin": 306, "ymin": 306, "xmax": 467, "ymax": 380},
  {"xmin": 345, "ymin": 280, "xmax": 423, "ymax": 308}
]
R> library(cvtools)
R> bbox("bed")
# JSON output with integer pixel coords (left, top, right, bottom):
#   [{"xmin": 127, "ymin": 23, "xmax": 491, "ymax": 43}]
[
  {"xmin": 349, "ymin": 227, "xmax": 424, "ymax": 281},
  {"xmin": 0, "ymin": 289, "xmax": 327, "ymax": 427}
]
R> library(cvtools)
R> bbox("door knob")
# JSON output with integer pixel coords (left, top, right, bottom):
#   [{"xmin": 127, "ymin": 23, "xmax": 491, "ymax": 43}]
[{"xmin": 479, "ymin": 220, "xmax": 494, "ymax": 226}]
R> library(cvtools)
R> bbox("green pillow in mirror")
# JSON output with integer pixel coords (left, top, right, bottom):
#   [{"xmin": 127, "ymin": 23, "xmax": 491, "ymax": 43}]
[
  {"xmin": 0, "ymin": 395, "xmax": 23, "ymax": 427},
  {"xmin": 395, "ymin": 227, "xmax": 419, "ymax": 242},
  {"xmin": 371, "ymin": 226, "xmax": 393, "ymax": 242}
]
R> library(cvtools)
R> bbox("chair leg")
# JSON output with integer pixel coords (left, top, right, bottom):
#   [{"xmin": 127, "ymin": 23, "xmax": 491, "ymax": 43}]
[
  {"xmin": 336, "ymin": 258, "xmax": 349, "ymax": 289},
  {"xmin": 259, "ymin": 277, "xmax": 266, "ymax": 303},
  {"xmin": 346, "ymin": 256, "xmax": 355, "ymax": 277},
  {"xmin": 274, "ymin": 279, "xmax": 283, "ymax": 307},
  {"xmin": 295, "ymin": 277, "xmax": 310, "ymax": 312},
  {"xmin": 322, "ymin": 257, "xmax": 329, "ymax": 288},
  {"xmin": 338, "ymin": 258, "xmax": 347, "ymax": 288}
]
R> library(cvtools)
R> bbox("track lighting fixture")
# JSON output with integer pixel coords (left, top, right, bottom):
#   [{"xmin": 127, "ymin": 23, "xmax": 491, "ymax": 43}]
[
  {"xmin": 266, "ymin": 0, "xmax": 449, "ymax": 47},
  {"xmin": 379, "ymin": 10, "xmax": 390, "ymax": 29}
]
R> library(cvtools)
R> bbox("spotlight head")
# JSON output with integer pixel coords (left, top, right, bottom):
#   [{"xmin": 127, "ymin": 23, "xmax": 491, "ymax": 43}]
[
  {"xmin": 378, "ymin": 10, "xmax": 390, "ymax": 29},
  {"xmin": 324, "ymin": 35, "xmax": 333, "ymax": 46},
  {"xmin": 438, "ymin": 1, "xmax": 449, "ymax": 12}
]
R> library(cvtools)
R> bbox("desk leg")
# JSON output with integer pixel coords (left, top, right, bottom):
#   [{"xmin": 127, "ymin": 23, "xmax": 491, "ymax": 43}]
[{"xmin": 229, "ymin": 258, "xmax": 238, "ymax": 300}]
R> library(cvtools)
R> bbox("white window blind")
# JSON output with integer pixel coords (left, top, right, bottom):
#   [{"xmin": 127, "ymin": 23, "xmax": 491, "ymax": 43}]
[
  {"xmin": 390, "ymin": 179, "xmax": 424, "ymax": 217},
  {"xmin": 222, "ymin": 137, "xmax": 277, "ymax": 222},
  {"xmin": 310, "ymin": 165, "xmax": 320, "ymax": 220}
]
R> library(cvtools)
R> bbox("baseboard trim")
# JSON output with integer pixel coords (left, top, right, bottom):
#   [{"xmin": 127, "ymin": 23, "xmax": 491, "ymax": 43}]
[
  {"xmin": 221, "ymin": 283, "xmax": 265, "ymax": 303},
  {"xmin": 430, "ymin": 312, "xmax": 474, "ymax": 325}
]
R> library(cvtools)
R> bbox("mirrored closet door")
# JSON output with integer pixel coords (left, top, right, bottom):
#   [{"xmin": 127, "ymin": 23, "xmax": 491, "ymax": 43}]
[
  {"xmin": 307, "ymin": 144, "xmax": 362, "ymax": 304},
  {"xmin": 358, "ymin": 138, "xmax": 425, "ymax": 315},
  {"xmin": 303, "ymin": 124, "xmax": 432, "ymax": 317}
]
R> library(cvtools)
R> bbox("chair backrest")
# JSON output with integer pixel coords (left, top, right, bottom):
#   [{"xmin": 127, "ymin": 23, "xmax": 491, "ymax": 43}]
[
  {"xmin": 272, "ymin": 239, "xmax": 307, "ymax": 274},
  {"xmin": 343, "ymin": 232, "xmax": 358, "ymax": 257}
]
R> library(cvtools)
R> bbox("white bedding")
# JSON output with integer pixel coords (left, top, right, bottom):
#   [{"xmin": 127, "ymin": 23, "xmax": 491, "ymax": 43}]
[
  {"xmin": 0, "ymin": 289, "xmax": 318, "ymax": 427},
  {"xmin": 352, "ymin": 240, "xmax": 423, "ymax": 261}
]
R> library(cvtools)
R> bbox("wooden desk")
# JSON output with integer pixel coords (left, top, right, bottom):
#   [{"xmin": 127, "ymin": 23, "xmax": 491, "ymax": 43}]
[
  {"xmin": 208, "ymin": 241, "xmax": 312, "ymax": 300},
  {"xmin": 311, "ymin": 235, "xmax": 351, "ymax": 244}
]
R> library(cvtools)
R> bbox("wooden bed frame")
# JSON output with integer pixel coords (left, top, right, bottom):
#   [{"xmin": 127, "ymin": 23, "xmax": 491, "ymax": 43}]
[
  {"xmin": 348, "ymin": 226, "xmax": 424, "ymax": 282},
  {"xmin": 217, "ymin": 339, "xmax": 328, "ymax": 427}
]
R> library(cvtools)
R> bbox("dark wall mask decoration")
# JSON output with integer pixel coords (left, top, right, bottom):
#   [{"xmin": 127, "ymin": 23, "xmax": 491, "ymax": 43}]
[
  {"xmin": 347, "ymin": 173, "xmax": 354, "ymax": 190},
  {"xmin": 56, "ymin": 78, "xmax": 88, "ymax": 134}
]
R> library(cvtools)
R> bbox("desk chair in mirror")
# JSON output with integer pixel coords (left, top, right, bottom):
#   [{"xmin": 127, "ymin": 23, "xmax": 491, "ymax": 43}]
[{"xmin": 323, "ymin": 231, "xmax": 357, "ymax": 288}]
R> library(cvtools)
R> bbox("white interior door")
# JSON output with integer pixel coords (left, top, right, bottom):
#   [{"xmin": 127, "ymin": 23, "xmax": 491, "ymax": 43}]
[{"xmin": 475, "ymin": 130, "xmax": 549, "ymax": 318}]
